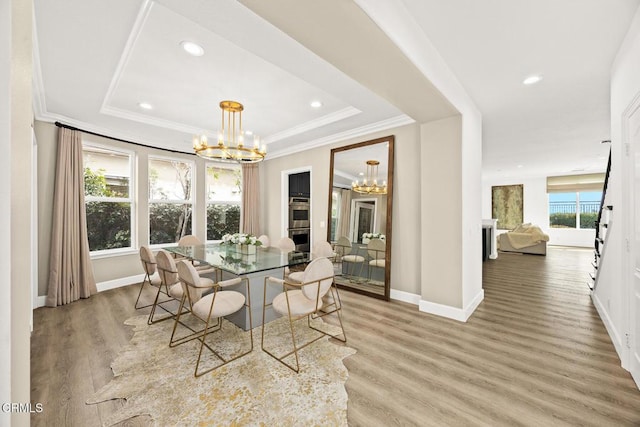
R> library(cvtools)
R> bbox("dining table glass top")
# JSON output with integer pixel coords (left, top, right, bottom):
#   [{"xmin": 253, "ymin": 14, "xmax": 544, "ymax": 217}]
[{"xmin": 164, "ymin": 243, "xmax": 311, "ymax": 276}]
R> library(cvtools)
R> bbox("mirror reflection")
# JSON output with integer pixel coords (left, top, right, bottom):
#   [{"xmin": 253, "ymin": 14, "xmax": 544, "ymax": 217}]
[{"xmin": 327, "ymin": 136, "xmax": 394, "ymax": 299}]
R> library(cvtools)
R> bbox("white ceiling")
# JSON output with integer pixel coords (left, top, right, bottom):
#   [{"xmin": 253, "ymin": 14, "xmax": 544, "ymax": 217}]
[{"xmin": 33, "ymin": 0, "xmax": 640, "ymax": 179}]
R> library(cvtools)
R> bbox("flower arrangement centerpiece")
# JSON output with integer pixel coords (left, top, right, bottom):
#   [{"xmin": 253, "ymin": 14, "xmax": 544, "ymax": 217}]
[
  {"xmin": 221, "ymin": 233, "xmax": 262, "ymax": 255},
  {"xmin": 362, "ymin": 232, "xmax": 386, "ymax": 244}
]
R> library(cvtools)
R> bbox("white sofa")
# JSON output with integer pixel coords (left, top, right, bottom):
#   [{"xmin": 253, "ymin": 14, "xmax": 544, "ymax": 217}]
[{"xmin": 497, "ymin": 223, "xmax": 549, "ymax": 256}]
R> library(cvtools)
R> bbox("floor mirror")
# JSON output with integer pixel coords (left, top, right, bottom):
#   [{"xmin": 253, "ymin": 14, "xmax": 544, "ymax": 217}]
[{"xmin": 327, "ymin": 135, "xmax": 394, "ymax": 300}]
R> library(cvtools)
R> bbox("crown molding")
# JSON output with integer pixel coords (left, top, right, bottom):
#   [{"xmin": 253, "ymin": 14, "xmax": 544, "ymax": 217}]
[
  {"xmin": 100, "ymin": 0, "xmax": 154, "ymax": 115},
  {"xmin": 101, "ymin": 105, "xmax": 207, "ymax": 135},
  {"xmin": 33, "ymin": 111, "xmax": 189, "ymax": 153},
  {"xmin": 267, "ymin": 114, "xmax": 414, "ymax": 160},
  {"xmin": 262, "ymin": 106, "xmax": 361, "ymax": 144}
]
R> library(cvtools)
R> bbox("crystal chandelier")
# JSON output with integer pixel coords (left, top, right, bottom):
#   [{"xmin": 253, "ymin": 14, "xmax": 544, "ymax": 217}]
[
  {"xmin": 352, "ymin": 160, "xmax": 387, "ymax": 194},
  {"xmin": 192, "ymin": 100, "xmax": 266, "ymax": 163}
]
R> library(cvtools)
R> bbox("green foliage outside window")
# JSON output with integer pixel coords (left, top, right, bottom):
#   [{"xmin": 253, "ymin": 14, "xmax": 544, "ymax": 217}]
[
  {"xmin": 84, "ymin": 167, "xmax": 131, "ymax": 251},
  {"xmin": 86, "ymin": 202, "xmax": 131, "ymax": 250},
  {"xmin": 580, "ymin": 212, "xmax": 597, "ymax": 229},
  {"xmin": 207, "ymin": 204, "xmax": 240, "ymax": 240},
  {"xmin": 149, "ymin": 203, "xmax": 192, "ymax": 245},
  {"xmin": 550, "ymin": 212, "xmax": 597, "ymax": 229},
  {"xmin": 549, "ymin": 213, "xmax": 576, "ymax": 228}
]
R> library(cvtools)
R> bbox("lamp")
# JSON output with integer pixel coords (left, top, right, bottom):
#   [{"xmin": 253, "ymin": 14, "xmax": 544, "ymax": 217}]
[
  {"xmin": 352, "ymin": 160, "xmax": 387, "ymax": 195},
  {"xmin": 193, "ymin": 100, "xmax": 266, "ymax": 163}
]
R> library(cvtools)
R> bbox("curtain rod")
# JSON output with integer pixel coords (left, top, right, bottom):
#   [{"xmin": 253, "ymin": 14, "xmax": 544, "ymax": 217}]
[{"xmin": 54, "ymin": 121, "xmax": 194, "ymax": 156}]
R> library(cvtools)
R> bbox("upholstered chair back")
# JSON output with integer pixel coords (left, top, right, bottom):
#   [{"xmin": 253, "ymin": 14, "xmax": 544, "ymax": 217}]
[
  {"xmin": 176, "ymin": 260, "xmax": 204, "ymax": 305},
  {"xmin": 139, "ymin": 246, "xmax": 157, "ymax": 275},
  {"xmin": 367, "ymin": 238, "xmax": 386, "ymax": 260},
  {"xmin": 155, "ymin": 249, "xmax": 178, "ymax": 286},
  {"xmin": 275, "ymin": 237, "xmax": 295, "ymax": 252},
  {"xmin": 312, "ymin": 241, "xmax": 335, "ymax": 258},
  {"xmin": 300, "ymin": 258, "xmax": 334, "ymax": 301},
  {"xmin": 258, "ymin": 234, "xmax": 270, "ymax": 247},
  {"xmin": 178, "ymin": 235, "xmax": 202, "ymax": 246}
]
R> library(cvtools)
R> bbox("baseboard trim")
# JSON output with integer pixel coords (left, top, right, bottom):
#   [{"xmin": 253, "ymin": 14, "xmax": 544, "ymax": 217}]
[
  {"xmin": 419, "ymin": 289, "xmax": 484, "ymax": 323},
  {"xmin": 390, "ymin": 289, "xmax": 420, "ymax": 305},
  {"xmin": 34, "ymin": 274, "xmax": 143, "ymax": 309},
  {"xmin": 591, "ymin": 291, "xmax": 624, "ymax": 362},
  {"xmin": 97, "ymin": 274, "xmax": 144, "ymax": 293}
]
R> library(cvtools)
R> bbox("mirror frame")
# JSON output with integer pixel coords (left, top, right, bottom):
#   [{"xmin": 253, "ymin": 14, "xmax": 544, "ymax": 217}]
[{"xmin": 327, "ymin": 135, "xmax": 394, "ymax": 300}]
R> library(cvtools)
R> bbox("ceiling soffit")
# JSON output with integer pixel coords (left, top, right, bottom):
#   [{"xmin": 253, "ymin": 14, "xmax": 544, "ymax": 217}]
[{"xmin": 239, "ymin": 0, "xmax": 458, "ymax": 124}]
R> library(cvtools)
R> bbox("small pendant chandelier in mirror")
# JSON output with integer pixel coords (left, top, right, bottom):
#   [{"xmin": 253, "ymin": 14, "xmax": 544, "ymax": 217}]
[{"xmin": 352, "ymin": 159, "xmax": 387, "ymax": 194}]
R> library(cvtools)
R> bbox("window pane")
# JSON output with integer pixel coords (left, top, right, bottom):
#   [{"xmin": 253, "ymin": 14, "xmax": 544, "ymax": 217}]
[
  {"xmin": 549, "ymin": 192, "xmax": 576, "ymax": 228},
  {"xmin": 579, "ymin": 191, "xmax": 602, "ymax": 229},
  {"xmin": 206, "ymin": 165, "xmax": 242, "ymax": 202},
  {"xmin": 149, "ymin": 203, "xmax": 192, "ymax": 244},
  {"xmin": 149, "ymin": 158, "xmax": 193, "ymax": 201},
  {"xmin": 86, "ymin": 202, "xmax": 131, "ymax": 251},
  {"xmin": 206, "ymin": 204, "xmax": 240, "ymax": 240},
  {"xmin": 83, "ymin": 147, "xmax": 130, "ymax": 197}
]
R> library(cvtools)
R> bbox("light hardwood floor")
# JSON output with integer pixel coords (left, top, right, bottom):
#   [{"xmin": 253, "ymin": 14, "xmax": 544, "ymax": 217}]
[{"xmin": 31, "ymin": 247, "xmax": 640, "ymax": 426}]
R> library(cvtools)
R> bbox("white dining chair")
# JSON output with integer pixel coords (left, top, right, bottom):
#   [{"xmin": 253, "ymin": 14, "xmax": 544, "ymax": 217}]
[
  {"xmin": 170, "ymin": 260, "xmax": 253, "ymax": 377},
  {"xmin": 261, "ymin": 257, "xmax": 346, "ymax": 372}
]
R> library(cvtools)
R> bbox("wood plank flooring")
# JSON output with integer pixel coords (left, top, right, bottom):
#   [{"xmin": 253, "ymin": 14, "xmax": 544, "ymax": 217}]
[{"xmin": 31, "ymin": 247, "xmax": 640, "ymax": 426}]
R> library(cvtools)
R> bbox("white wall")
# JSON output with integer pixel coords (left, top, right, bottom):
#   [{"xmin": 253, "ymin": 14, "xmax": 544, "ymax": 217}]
[
  {"xmin": 594, "ymin": 5, "xmax": 640, "ymax": 366},
  {"xmin": 482, "ymin": 175, "xmax": 595, "ymax": 247}
]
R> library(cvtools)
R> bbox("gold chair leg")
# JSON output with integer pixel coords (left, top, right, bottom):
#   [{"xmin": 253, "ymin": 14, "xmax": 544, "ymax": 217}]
[
  {"xmin": 148, "ymin": 288, "xmax": 188, "ymax": 325},
  {"xmin": 194, "ymin": 279, "xmax": 254, "ymax": 377},
  {"xmin": 309, "ymin": 287, "xmax": 347, "ymax": 343},
  {"xmin": 134, "ymin": 273, "xmax": 156, "ymax": 309}
]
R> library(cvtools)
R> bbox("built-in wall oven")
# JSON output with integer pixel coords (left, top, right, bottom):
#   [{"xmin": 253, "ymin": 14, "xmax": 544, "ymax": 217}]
[
  {"xmin": 289, "ymin": 228, "xmax": 311, "ymax": 253},
  {"xmin": 289, "ymin": 197, "xmax": 310, "ymax": 229},
  {"xmin": 289, "ymin": 197, "xmax": 311, "ymax": 252}
]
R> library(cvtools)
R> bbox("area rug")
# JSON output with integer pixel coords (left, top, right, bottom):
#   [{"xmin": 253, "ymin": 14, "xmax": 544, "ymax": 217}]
[{"xmin": 87, "ymin": 314, "xmax": 355, "ymax": 426}]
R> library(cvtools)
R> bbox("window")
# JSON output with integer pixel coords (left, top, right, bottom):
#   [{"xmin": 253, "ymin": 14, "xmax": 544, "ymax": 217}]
[
  {"xmin": 149, "ymin": 157, "xmax": 193, "ymax": 244},
  {"xmin": 83, "ymin": 145, "xmax": 134, "ymax": 252},
  {"xmin": 549, "ymin": 191, "xmax": 601, "ymax": 229},
  {"xmin": 206, "ymin": 163, "xmax": 241, "ymax": 240}
]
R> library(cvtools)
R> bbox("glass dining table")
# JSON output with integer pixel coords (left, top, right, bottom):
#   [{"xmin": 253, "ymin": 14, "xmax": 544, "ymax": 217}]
[{"xmin": 164, "ymin": 243, "xmax": 312, "ymax": 330}]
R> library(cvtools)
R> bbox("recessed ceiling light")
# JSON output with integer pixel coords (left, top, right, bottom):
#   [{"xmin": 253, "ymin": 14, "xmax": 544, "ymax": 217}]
[
  {"xmin": 181, "ymin": 41, "xmax": 204, "ymax": 57},
  {"xmin": 517, "ymin": 164, "xmax": 524, "ymax": 168},
  {"xmin": 523, "ymin": 74, "xmax": 543, "ymax": 85},
  {"xmin": 138, "ymin": 102, "xmax": 153, "ymax": 110},
  {"xmin": 244, "ymin": 130, "xmax": 253, "ymax": 136},
  {"xmin": 310, "ymin": 100, "xmax": 323, "ymax": 108}
]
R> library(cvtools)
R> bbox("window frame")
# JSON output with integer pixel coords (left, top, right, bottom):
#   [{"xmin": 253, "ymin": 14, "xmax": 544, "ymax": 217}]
[{"xmin": 83, "ymin": 142, "xmax": 136, "ymax": 256}]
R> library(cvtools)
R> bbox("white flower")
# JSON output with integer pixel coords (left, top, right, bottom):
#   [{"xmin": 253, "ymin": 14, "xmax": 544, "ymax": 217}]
[{"xmin": 221, "ymin": 232, "xmax": 262, "ymax": 246}]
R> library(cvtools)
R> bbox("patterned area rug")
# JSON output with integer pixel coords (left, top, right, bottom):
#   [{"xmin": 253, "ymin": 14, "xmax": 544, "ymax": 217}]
[{"xmin": 87, "ymin": 314, "xmax": 355, "ymax": 426}]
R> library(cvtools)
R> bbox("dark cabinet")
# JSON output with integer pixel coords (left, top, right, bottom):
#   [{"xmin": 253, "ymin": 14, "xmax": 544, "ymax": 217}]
[{"xmin": 289, "ymin": 172, "xmax": 310, "ymax": 197}]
